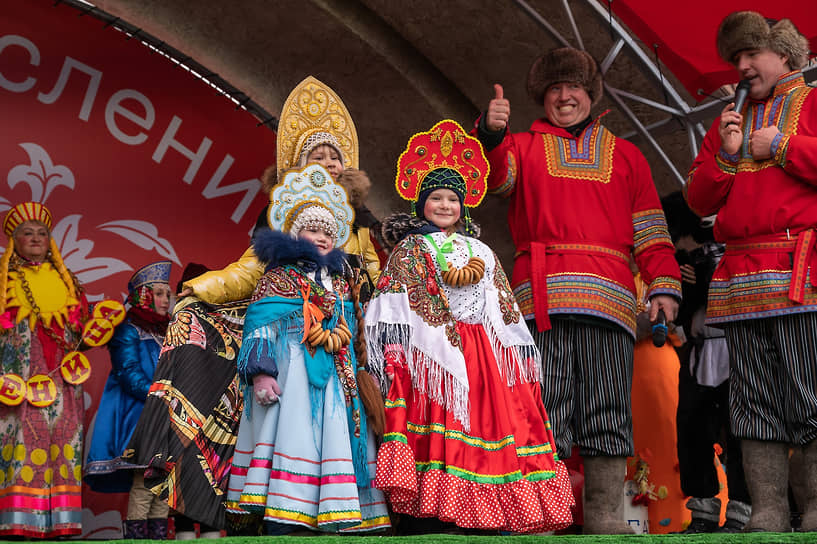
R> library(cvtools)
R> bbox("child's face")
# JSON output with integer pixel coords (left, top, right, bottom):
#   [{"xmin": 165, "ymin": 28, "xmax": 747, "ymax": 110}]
[
  {"xmin": 150, "ymin": 283, "xmax": 172, "ymax": 316},
  {"xmin": 306, "ymin": 144, "xmax": 343, "ymax": 179},
  {"xmin": 423, "ymin": 188, "xmax": 461, "ymax": 230},
  {"xmin": 299, "ymin": 226, "xmax": 334, "ymax": 255}
]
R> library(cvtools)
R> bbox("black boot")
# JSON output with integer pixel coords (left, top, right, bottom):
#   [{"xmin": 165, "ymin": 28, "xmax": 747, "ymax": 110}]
[
  {"xmin": 147, "ymin": 518, "xmax": 168, "ymax": 540},
  {"xmin": 123, "ymin": 519, "xmax": 149, "ymax": 539},
  {"xmin": 674, "ymin": 497, "xmax": 720, "ymax": 533}
]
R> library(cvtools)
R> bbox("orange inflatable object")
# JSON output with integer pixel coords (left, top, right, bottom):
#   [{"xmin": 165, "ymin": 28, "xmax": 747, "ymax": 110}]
[{"xmin": 628, "ymin": 339, "xmax": 690, "ymax": 534}]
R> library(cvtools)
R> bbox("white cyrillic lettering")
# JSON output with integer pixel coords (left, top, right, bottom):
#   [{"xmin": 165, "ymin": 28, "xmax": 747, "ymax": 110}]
[
  {"xmin": 0, "ymin": 35, "xmax": 40, "ymax": 93},
  {"xmin": 202, "ymin": 154, "xmax": 262, "ymax": 223},
  {"xmin": 37, "ymin": 57, "xmax": 102, "ymax": 121},
  {"xmin": 152, "ymin": 116, "xmax": 212, "ymax": 184},
  {"xmin": 105, "ymin": 89, "xmax": 155, "ymax": 145}
]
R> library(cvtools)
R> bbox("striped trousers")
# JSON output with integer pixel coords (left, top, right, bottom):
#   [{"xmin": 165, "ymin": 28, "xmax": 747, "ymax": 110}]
[
  {"xmin": 724, "ymin": 313, "xmax": 817, "ymax": 445},
  {"xmin": 528, "ymin": 318, "xmax": 635, "ymax": 459}
]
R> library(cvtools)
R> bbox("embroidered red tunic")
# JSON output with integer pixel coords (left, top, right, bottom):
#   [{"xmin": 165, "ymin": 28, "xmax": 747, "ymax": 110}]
[
  {"xmin": 686, "ymin": 72, "xmax": 817, "ymax": 324},
  {"xmin": 479, "ymin": 115, "xmax": 681, "ymax": 335}
]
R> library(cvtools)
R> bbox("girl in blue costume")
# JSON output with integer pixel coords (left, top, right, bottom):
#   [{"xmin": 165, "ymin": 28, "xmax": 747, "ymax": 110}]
[
  {"xmin": 225, "ymin": 163, "xmax": 390, "ymax": 535},
  {"xmin": 84, "ymin": 261, "xmax": 172, "ymax": 539}
]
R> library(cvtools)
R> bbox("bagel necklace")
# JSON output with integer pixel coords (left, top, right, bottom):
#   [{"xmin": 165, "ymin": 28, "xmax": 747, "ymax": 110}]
[
  {"xmin": 306, "ymin": 313, "xmax": 353, "ymax": 353},
  {"xmin": 300, "ymin": 282, "xmax": 353, "ymax": 354},
  {"xmin": 424, "ymin": 233, "xmax": 485, "ymax": 287}
]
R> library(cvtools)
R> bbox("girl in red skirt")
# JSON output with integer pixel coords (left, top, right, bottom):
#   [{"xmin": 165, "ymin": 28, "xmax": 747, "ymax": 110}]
[{"xmin": 365, "ymin": 120, "xmax": 575, "ymax": 533}]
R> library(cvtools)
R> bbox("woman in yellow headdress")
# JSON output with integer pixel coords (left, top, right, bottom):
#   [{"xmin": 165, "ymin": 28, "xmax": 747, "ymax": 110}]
[
  {"xmin": 0, "ymin": 202, "xmax": 89, "ymax": 538},
  {"xmin": 180, "ymin": 76, "xmax": 381, "ymax": 304}
]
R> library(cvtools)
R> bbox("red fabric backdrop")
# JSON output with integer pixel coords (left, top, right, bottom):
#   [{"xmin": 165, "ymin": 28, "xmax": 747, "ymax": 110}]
[
  {"xmin": 1, "ymin": 1, "xmax": 274, "ymax": 538},
  {"xmin": 611, "ymin": 1, "xmax": 817, "ymax": 97}
]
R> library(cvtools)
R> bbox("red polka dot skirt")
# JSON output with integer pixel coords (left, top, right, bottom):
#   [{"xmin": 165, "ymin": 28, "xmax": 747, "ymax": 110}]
[{"xmin": 375, "ymin": 322, "xmax": 575, "ymax": 532}]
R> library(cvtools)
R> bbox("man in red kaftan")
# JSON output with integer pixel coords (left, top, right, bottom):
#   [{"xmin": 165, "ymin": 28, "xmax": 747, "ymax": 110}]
[
  {"xmin": 686, "ymin": 11, "xmax": 817, "ymax": 533},
  {"xmin": 474, "ymin": 47, "xmax": 681, "ymax": 534}
]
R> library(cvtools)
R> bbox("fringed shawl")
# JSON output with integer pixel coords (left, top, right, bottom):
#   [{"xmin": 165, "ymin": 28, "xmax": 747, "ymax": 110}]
[{"xmin": 365, "ymin": 233, "xmax": 540, "ymax": 430}]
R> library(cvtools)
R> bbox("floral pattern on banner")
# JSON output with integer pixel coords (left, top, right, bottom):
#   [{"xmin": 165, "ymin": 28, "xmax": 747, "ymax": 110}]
[{"xmin": 1, "ymin": 143, "xmax": 181, "ymax": 301}]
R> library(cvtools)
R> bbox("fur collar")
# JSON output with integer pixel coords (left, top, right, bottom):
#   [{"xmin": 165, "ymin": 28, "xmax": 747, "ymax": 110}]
[
  {"xmin": 252, "ymin": 228, "xmax": 347, "ymax": 275},
  {"xmin": 381, "ymin": 213, "xmax": 481, "ymax": 249}
]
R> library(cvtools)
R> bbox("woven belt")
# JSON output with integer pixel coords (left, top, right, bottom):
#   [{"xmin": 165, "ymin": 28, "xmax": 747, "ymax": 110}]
[
  {"xmin": 725, "ymin": 229, "xmax": 817, "ymax": 304},
  {"xmin": 517, "ymin": 240, "xmax": 629, "ymax": 332}
]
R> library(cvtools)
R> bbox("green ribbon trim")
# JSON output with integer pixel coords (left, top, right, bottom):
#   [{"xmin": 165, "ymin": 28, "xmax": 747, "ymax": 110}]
[{"xmin": 423, "ymin": 233, "xmax": 472, "ymax": 271}]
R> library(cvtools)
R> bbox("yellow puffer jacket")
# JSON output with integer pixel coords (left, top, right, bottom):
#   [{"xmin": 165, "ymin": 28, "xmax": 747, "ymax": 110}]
[
  {"xmin": 183, "ymin": 246, "xmax": 264, "ymax": 304},
  {"xmin": 344, "ymin": 226, "xmax": 381, "ymax": 285}
]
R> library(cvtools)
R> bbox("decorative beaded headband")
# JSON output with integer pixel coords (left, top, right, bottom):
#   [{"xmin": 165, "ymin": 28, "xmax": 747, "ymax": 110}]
[{"xmin": 3, "ymin": 202, "xmax": 52, "ymax": 236}]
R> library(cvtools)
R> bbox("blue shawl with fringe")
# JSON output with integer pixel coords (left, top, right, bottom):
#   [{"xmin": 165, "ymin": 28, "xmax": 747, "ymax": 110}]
[{"xmin": 236, "ymin": 274, "xmax": 369, "ymax": 488}]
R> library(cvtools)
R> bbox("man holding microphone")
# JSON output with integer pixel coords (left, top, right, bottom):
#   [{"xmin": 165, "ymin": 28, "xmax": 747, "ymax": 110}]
[{"xmin": 686, "ymin": 11, "xmax": 817, "ymax": 533}]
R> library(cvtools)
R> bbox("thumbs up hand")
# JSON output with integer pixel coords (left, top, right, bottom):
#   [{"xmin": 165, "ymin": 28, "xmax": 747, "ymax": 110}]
[{"xmin": 486, "ymin": 84, "xmax": 510, "ymax": 132}]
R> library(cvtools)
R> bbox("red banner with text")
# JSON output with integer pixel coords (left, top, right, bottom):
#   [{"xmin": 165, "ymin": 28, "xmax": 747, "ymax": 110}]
[{"xmin": 1, "ymin": 1, "xmax": 275, "ymax": 538}]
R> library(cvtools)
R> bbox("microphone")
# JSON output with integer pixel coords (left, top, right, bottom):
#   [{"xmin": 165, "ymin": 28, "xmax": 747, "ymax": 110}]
[
  {"xmin": 726, "ymin": 80, "xmax": 751, "ymax": 126},
  {"xmin": 652, "ymin": 309, "xmax": 668, "ymax": 348}
]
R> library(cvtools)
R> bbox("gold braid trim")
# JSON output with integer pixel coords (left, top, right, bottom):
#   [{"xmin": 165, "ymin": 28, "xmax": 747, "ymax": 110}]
[
  {"xmin": 49, "ymin": 237, "xmax": 77, "ymax": 300},
  {"xmin": 0, "ymin": 238, "xmax": 13, "ymax": 316}
]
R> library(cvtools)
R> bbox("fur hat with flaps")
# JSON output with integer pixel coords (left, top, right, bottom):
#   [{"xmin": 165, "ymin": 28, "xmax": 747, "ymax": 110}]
[
  {"xmin": 717, "ymin": 11, "xmax": 810, "ymax": 69},
  {"xmin": 526, "ymin": 47, "xmax": 604, "ymax": 106}
]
